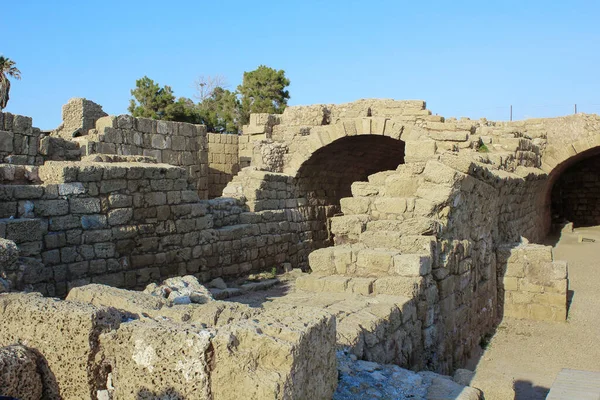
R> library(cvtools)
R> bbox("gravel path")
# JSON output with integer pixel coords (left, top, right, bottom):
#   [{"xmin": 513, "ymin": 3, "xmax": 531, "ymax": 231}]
[{"xmin": 468, "ymin": 226, "xmax": 600, "ymax": 399}]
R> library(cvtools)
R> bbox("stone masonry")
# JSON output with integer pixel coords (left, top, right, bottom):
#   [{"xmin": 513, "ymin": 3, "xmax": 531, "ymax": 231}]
[{"xmin": 1, "ymin": 97, "xmax": 599, "ymax": 398}]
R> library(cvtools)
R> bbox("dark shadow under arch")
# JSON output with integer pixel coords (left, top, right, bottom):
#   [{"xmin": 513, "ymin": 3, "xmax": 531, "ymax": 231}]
[
  {"xmin": 292, "ymin": 135, "xmax": 405, "ymax": 250},
  {"xmin": 295, "ymin": 135, "xmax": 405, "ymax": 207},
  {"xmin": 545, "ymin": 146, "xmax": 600, "ymax": 229}
]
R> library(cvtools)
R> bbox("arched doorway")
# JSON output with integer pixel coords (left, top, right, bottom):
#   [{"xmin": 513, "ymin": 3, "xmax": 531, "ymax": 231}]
[
  {"xmin": 548, "ymin": 146, "xmax": 600, "ymax": 228},
  {"xmin": 293, "ymin": 135, "xmax": 405, "ymax": 247}
]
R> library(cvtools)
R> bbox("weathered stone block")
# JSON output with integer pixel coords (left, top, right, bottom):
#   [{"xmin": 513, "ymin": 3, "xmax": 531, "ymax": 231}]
[
  {"xmin": 0, "ymin": 293, "xmax": 121, "ymax": 399},
  {"xmin": 392, "ymin": 254, "xmax": 432, "ymax": 276}
]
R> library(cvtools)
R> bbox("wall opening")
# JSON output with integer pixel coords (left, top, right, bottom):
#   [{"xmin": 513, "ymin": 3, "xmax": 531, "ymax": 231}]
[
  {"xmin": 549, "ymin": 147, "xmax": 600, "ymax": 229},
  {"xmin": 294, "ymin": 135, "xmax": 405, "ymax": 247}
]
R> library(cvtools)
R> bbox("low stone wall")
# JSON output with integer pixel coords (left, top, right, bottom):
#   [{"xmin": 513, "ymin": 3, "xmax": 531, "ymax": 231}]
[
  {"xmin": 0, "ymin": 162, "xmax": 328, "ymax": 296},
  {"xmin": 499, "ymin": 243, "xmax": 568, "ymax": 321},
  {"xmin": 82, "ymin": 115, "xmax": 209, "ymax": 198},
  {"xmin": 207, "ymin": 133, "xmax": 239, "ymax": 198},
  {"xmin": 0, "ymin": 290, "xmax": 338, "ymax": 400}
]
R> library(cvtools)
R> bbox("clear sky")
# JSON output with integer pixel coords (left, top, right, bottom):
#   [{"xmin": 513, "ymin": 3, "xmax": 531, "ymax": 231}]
[{"xmin": 3, "ymin": 0, "xmax": 600, "ymax": 130}]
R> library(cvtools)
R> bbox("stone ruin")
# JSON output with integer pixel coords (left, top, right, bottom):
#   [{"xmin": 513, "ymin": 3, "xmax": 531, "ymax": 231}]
[{"xmin": 0, "ymin": 96, "xmax": 597, "ymax": 398}]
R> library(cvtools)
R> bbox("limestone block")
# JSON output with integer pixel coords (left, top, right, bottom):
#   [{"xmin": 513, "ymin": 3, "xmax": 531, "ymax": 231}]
[
  {"xmin": 211, "ymin": 304, "xmax": 337, "ymax": 400},
  {"xmin": 321, "ymin": 276, "xmax": 351, "ymax": 292},
  {"xmin": 340, "ymin": 197, "xmax": 371, "ymax": 215},
  {"xmin": 384, "ymin": 175, "xmax": 420, "ymax": 197},
  {"xmin": 373, "ymin": 197, "xmax": 407, "ymax": 214},
  {"xmin": 429, "ymin": 130, "xmax": 470, "ymax": 142},
  {"xmin": 356, "ymin": 249, "xmax": 396, "ymax": 274},
  {"xmin": 0, "ymin": 345, "xmax": 43, "ymax": 400},
  {"xmin": 360, "ymin": 230, "xmax": 403, "ymax": 249},
  {"xmin": 392, "ymin": 254, "xmax": 432, "ymax": 276},
  {"xmin": 330, "ymin": 214, "xmax": 369, "ymax": 237},
  {"xmin": 100, "ymin": 319, "xmax": 212, "ymax": 399},
  {"xmin": 347, "ymin": 277, "xmax": 375, "ymax": 295},
  {"xmin": 0, "ymin": 293, "xmax": 121, "ymax": 399},
  {"xmin": 351, "ymin": 181, "xmax": 380, "ymax": 197},
  {"xmin": 373, "ymin": 276, "xmax": 424, "ymax": 297},
  {"xmin": 405, "ymin": 140, "xmax": 437, "ymax": 163},
  {"xmin": 308, "ymin": 247, "xmax": 335, "ymax": 274},
  {"xmin": 0, "ymin": 130, "xmax": 14, "ymax": 152},
  {"xmin": 295, "ymin": 274, "xmax": 325, "ymax": 292},
  {"xmin": 67, "ymin": 284, "xmax": 168, "ymax": 317},
  {"xmin": 333, "ymin": 246, "xmax": 354, "ymax": 274}
]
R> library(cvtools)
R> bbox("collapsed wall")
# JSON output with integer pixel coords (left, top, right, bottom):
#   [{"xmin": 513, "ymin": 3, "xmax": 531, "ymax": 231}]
[
  {"xmin": 0, "ymin": 290, "xmax": 337, "ymax": 399},
  {"xmin": 1, "ymin": 98, "xmax": 596, "ymax": 392}
]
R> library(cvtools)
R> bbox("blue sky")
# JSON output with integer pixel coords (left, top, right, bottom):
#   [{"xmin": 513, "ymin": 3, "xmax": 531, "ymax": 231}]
[{"xmin": 3, "ymin": 0, "xmax": 600, "ymax": 129}]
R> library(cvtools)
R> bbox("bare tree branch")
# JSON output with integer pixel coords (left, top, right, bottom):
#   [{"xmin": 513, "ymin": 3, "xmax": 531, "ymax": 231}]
[{"xmin": 193, "ymin": 74, "xmax": 228, "ymax": 101}]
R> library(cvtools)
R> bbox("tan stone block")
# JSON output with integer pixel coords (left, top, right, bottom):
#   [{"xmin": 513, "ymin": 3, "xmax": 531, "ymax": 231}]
[
  {"xmin": 340, "ymin": 197, "xmax": 371, "ymax": 215},
  {"xmin": 360, "ymin": 231, "xmax": 403, "ymax": 249},
  {"xmin": 384, "ymin": 175, "xmax": 420, "ymax": 197},
  {"xmin": 333, "ymin": 247, "xmax": 353, "ymax": 274},
  {"xmin": 528, "ymin": 304, "xmax": 556, "ymax": 321},
  {"xmin": 308, "ymin": 247, "xmax": 335, "ymax": 274},
  {"xmin": 356, "ymin": 249, "xmax": 395, "ymax": 273},
  {"xmin": 373, "ymin": 197, "xmax": 407, "ymax": 214},
  {"xmin": 503, "ymin": 303, "xmax": 530, "ymax": 320},
  {"xmin": 351, "ymin": 181, "xmax": 380, "ymax": 197},
  {"xmin": 429, "ymin": 130, "xmax": 469, "ymax": 142},
  {"xmin": 392, "ymin": 254, "xmax": 432, "ymax": 276},
  {"xmin": 295, "ymin": 274, "xmax": 325, "ymax": 292},
  {"xmin": 534, "ymin": 292, "xmax": 566, "ymax": 307},
  {"xmin": 405, "ymin": 140, "xmax": 436, "ymax": 163},
  {"xmin": 509, "ymin": 290, "xmax": 534, "ymax": 304},
  {"xmin": 545, "ymin": 279, "xmax": 568, "ymax": 294},
  {"xmin": 505, "ymin": 262, "xmax": 525, "ymax": 278},
  {"xmin": 372, "ymin": 276, "xmax": 423, "ymax": 297},
  {"xmin": 322, "ymin": 276, "xmax": 351, "ymax": 293},
  {"xmin": 330, "ymin": 215, "xmax": 369, "ymax": 238},
  {"xmin": 503, "ymin": 276, "xmax": 519, "ymax": 291},
  {"xmin": 347, "ymin": 278, "xmax": 374, "ymax": 295},
  {"xmin": 520, "ymin": 280, "xmax": 545, "ymax": 293}
]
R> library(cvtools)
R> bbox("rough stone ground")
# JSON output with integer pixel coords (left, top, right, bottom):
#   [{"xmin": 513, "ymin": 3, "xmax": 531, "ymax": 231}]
[{"xmin": 467, "ymin": 226, "xmax": 600, "ymax": 399}]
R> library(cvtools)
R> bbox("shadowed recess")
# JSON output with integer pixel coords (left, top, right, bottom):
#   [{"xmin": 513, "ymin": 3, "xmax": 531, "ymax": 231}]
[
  {"xmin": 295, "ymin": 135, "xmax": 405, "ymax": 207},
  {"xmin": 549, "ymin": 146, "xmax": 600, "ymax": 228}
]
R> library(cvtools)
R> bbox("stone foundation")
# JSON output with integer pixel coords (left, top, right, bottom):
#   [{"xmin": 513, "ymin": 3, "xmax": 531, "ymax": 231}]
[{"xmin": 0, "ymin": 290, "xmax": 337, "ymax": 400}]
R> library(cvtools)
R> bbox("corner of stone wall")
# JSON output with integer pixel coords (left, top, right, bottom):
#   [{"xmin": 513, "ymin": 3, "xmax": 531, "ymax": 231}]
[{"xmin": 498, "ymin": 243, "xmax": 568, "ymax": 322}]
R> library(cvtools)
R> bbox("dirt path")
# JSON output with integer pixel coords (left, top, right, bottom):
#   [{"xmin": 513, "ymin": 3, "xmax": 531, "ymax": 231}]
[{"xmin": 468, "ymin": 226, "xmax": 600, "ymax": 399}]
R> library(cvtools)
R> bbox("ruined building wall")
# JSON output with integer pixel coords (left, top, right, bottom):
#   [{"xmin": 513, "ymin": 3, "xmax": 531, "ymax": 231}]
[
  {"xmin": 0, "ymin": 161, "xmax": 326, "ymax": 297},
  {"xmin": 81, "ymin": 115, "xmax": 209, "ymax": 198},
  {"xmin": 52, "ymin": 97, "xmax": 107, "ymax": 140},
  {"xmin": 0, "ymin": 112, "xmax": 44, "ymax": 165},
  {"xmin": 206, "ymin": 133, "xmax": 239, "ymax": 198}
]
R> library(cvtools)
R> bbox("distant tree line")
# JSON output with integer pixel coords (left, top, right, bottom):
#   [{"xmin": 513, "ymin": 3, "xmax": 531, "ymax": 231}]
[{"xmin": 128, "ymin": 65, "xmax": 290, "ymax": 134}]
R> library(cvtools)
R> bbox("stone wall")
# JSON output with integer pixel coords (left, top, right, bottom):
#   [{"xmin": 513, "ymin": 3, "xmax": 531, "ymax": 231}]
[
  {"xmin": 499, "ymin": 244, "xmax": 568, "ymax": 321},
  {"xmin": 80, "ymin": 115, "xmax": 209, "ymax": 198},
  {"xmin": 0, "ymin": 112, "xmax": 44, "ymax": 165},
  {"xmin": 207, "ymin": 133, "xmax": 239, "ymax": 198},
  {"xmin": 0, "ymin": 161, "xmax": 329, "ymax": 296},
  {"xmin": 0, "ymin": 291, "xmax": 337, "ymax": 399},
  {"xmin": 52, "ymin": 98, "xmax": 107, "ymax": 140},
  {"xmin": 297, "ymin": 154, "xmax": 563, "ymax": 373},
  {"xmin": 551, "ymin": 155, "xmax": 600, "ymax": 227}
]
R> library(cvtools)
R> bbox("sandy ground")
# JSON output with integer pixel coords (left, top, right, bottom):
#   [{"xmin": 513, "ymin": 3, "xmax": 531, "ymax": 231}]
[{"xmin": 468, "ymin": 226, "xmax": 600, "ymax": 400}]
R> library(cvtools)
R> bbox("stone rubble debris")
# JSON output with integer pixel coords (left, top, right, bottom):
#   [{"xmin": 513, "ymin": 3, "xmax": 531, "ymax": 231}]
[
  {"xmin": 144, "ymin": 275, "xmax": 214, "ymax": 305},
  {"xmin": 334, "ymin": 351, "xmax": 483, "ymax": 400}
]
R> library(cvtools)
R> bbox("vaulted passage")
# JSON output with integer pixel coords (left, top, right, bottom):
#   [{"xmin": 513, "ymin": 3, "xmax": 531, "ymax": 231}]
[
  {"xmin": 295, "ymin": 135, "xmax": 405, "ymax": 206},
  {"xmin": 550, "ymin": 147, "xmax": 600, "ymax": 228}
]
